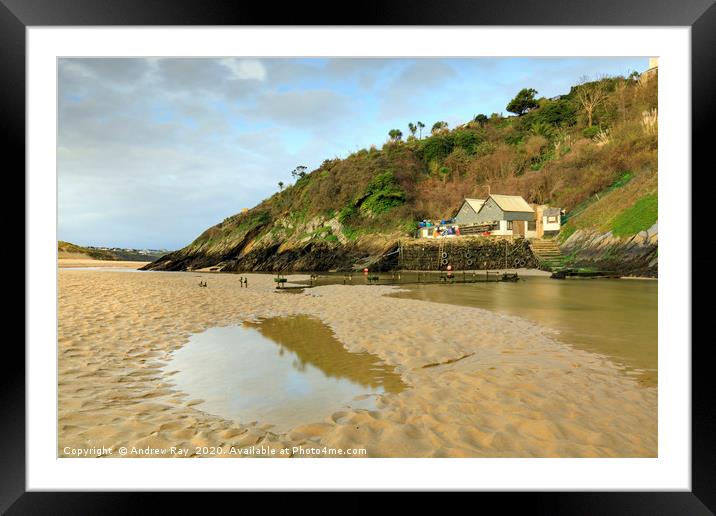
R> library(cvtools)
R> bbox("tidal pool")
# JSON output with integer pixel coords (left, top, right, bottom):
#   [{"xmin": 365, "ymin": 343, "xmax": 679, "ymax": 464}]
[
  {"xmin": 164, "ymin": 315, "xmax": 405, "ymax": 432},
  {"xmin": 294, "ymin": 272, "xmax": 657, "ymax": 386}
]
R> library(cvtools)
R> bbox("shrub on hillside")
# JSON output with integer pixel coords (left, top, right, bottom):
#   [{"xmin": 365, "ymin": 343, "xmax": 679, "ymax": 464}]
[
  {"xmin": 453, "ymin": 129, "xmax": 484, "ymax": 154},
  {"xmin": 533, "ymin": 98, "xmax": 578, "ymax": 127},
  {"xmin": 418, "ymin": 134, "xmax": 455, "ymax": 164},
  {"xmin": 357, "ymin": 171, "xmax": 407, "ymax": 215},
  {"xmin": 473, "ymin": 141, "xmax": 496, "ymax": 157}
]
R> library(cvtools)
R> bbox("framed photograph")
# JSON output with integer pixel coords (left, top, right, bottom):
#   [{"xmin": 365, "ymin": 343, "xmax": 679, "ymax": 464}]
[{"xmin": 8, "ymin": 0, "xmax": 714, "ymax": 509}]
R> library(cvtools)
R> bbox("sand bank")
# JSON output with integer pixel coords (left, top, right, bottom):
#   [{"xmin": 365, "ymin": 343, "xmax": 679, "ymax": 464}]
[
  {"xmin": 58, "ymin": 269, "xmax": 656, "ymax": 457},
  {"xmin": 58, "ymin": 259, "xmax": 150, "ymax": 269}
]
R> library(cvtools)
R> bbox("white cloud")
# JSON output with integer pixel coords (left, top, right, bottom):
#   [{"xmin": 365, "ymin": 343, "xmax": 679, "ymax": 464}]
[{"xmin": 220, "ymin": 58, "xmax": 267, "ymax": 81}]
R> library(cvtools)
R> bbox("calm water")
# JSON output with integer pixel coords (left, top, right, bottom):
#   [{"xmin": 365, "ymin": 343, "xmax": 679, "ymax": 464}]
[
  {"xmin": 390, "ymin": 276, "xmax": 658, "ymax": 386},
  {"xmin": 163, "ymin": 315, "xmax": 405, "ymax": 432}
]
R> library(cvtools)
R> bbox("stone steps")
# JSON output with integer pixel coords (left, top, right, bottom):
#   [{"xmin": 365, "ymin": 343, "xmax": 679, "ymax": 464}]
[{"xmin": 528, "ymin": 239, "xmax": 565, "ymax": 266}]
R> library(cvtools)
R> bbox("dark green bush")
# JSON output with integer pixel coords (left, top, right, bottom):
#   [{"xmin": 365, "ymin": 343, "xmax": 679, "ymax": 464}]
[
  {"xmin": 453, "ymin": 129, "xmax": 484, "ymax": 154},
  {"xmin": 357, "ymin": 171, "xmax": 406, "ymax": 215},
  {"xmin": 533, "ymin": 99, "xmax": 578, "ymax": 127},
  {"xmin": 418, "ymin": 134, "xmax": 455, "ymax": 163}
]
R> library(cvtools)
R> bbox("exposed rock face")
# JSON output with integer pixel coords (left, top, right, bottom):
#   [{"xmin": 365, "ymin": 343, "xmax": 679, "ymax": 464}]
[
  {"xmin": 142, "ymin": 212, "xmax": 401, "ymax": 273},
  {"xmin": 561, "ymin": 223, "xmax": 658, "ymax": 277},
  {"xmin": 144, "ymin": 240, "xmax": 399, "ymax": 273}
]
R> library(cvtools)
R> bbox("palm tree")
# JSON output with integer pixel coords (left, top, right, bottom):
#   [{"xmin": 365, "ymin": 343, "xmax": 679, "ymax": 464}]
[
  {"xmin": 408, "ymin": 122, "xmax": 417, "ymax": 138},
  {"xmin": 417, "ymin": 121, "xmax": 425, "ymax": 139},
  {"xmin": 388, "ymin": 129, "xmax": 403, "ymax": 142},
  {"xmin": 530, "ymin": 121, "xmax": 554, "ymax": 138},
  {"xmin": 278, "ymin": 181, "xmax": 284, "ymax": 191}
]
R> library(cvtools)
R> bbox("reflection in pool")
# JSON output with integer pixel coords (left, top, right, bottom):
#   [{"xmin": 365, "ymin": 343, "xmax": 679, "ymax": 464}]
[{"xmin": 163, "ymin": 315, "xmax": 405, "ymax": 432}]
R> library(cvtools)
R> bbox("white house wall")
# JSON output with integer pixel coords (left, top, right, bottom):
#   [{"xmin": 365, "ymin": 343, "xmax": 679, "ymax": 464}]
[
  {"xmin": 491, "ymin": 220, "xmax": 512, "ymax": 236},
  {"xmin": 542, "ymin": 215, "xmax": 561, "ymax": 231}
]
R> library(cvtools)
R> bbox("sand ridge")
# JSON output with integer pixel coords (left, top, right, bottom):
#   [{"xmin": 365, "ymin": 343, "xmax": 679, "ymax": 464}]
[{"xmin": 58, "ymin": 268, "xmax": 657, "ymax": 457}]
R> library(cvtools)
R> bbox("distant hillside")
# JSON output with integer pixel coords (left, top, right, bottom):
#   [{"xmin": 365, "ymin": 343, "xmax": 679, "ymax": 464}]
[
  {"xmin": 58, "ymin": 241, "xmax": 169, "ymax": 262},
  {"xmin": 59, "ymin": 241, "xmax": 119, "ymax": 260},
  {"xmin": 144, "ymin": 71, "xmax": 657, "ymax": 274}
]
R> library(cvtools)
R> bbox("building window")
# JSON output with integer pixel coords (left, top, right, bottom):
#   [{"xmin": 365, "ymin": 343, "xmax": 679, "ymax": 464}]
[
  {"xmin": 527, "ymin": 220, "xmax": 536, "ymax": 230},
  {"xmin": 547, "ymin": 216, "xmax": 558, "ymax": 223},
  {"xmin": 506, "ymin": 221, "xmax": 513, "ymax": 230}
]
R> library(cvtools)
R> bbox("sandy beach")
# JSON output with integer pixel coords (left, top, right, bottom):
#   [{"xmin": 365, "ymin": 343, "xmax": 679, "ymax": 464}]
[{"xmin": 58, "ymin": 265, "xmax": 657, "ymax": 458}]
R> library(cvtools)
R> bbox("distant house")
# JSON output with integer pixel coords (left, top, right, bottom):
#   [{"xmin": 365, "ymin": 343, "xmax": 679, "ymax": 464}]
[
  {"xmin": 453, "ymin": 198, "xmax": 486, "ymax": 226},
  {"xmin": 533, "ymin": 205, "xmax": 563, "ymax": 237},
  {"xmin": 472, "ymin": 194, "xmax": 535, "ymax": 237}
]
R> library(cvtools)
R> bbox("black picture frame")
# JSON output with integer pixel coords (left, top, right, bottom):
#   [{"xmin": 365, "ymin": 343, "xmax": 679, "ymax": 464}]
[{"xmin": 5, "ymin": 0, "xmax": 714, "ymax": 511}]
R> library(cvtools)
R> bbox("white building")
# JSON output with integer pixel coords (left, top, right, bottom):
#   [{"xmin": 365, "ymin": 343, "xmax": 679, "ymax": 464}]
[{"xmin": 470, "ymin": 194, "xmax": 536, "ymax": 237}]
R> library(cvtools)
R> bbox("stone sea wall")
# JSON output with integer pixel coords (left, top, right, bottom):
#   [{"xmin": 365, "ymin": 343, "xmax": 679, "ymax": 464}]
[{"xmin": 398, "ymin": 237, "xmax": 538, "ymax": 271}]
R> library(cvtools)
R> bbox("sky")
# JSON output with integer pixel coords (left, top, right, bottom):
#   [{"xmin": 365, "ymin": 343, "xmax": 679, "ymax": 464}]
[{"xmin": 58, "ymin": 57, "xmax": 648, "ymax": 250}]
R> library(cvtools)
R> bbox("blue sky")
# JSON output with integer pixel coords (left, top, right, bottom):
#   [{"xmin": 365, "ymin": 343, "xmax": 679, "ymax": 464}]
[{"xmin": 58, "ymin": 57, "xmax": 648, "ymax": 250}]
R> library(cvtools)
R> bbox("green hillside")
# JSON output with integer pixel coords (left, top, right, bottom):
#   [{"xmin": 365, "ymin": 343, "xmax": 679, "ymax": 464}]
[
  {"xmin": 145, "ymin": 71, "xmax": 657, "ymax": 273},
  {"xmin": 58, "ymin": 241, "xmax": 120, "ymax": 261}
]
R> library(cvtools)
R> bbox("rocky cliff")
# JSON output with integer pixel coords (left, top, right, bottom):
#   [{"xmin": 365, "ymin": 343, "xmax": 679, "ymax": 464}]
[
  {"xmin": 560, "ymin": 223, "xmax": 658, "ymax": 277},
  {"xmin": 142, "ymin": 211, "xmax": 401, "ymax": 273}
]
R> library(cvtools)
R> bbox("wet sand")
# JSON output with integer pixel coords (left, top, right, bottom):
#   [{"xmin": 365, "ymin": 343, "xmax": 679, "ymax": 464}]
[
  {"xmin": 390, "ymin": 276, "xmax": 658, "ymax": 387},
  {"xmin": 58, "ymin": 267, "xmax": 657, "ymax": 457}
]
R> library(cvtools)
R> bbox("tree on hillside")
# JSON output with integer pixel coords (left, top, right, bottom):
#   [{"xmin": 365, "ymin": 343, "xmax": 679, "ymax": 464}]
[
  {"xmin": 291, "ymin": 165, "xmax": 307, "ymax": 179},
  {"xmin": 388, "ymin": 129, "xmax": 403, "ymax": 142},
  {"xmin": 417, "ymin": 121, "xmax": 425, "ymax": 139},
  {"xmin": 506, "ymin": 88, "xmax": 539, "ymax": 116},
  {"xmin": 575, "ymin": 76, "xmax": 610, "ymax": 127},
  {"xmin": 474, "ymin": 114, "xmax": 488, "ymax": 126},
  {"xmin": 431, "ymin": 121, "xmax": 448, "ymax": 135},
  {"xmin": 408, "ymin": 122, "xmax": 417, "ymax": 139},
  {"xmin": 278, "ymin": 181, "xmax": 284, "ymax": 191}
]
